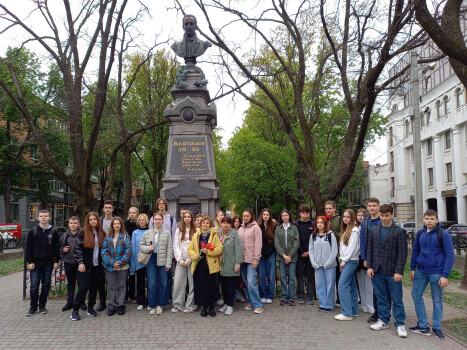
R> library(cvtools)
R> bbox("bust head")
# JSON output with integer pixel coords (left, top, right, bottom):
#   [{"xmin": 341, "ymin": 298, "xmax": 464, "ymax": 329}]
[{"xmin": 183, "ymin": 15, "xmax": 197, "ymax": 36}]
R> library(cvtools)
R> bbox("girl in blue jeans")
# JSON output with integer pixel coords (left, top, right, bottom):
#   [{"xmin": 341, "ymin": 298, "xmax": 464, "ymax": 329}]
[
  {"xmin": 257, "ymin": 208, "xmax": 276, "ymax": 303},
  {"xmin": 335, "ymin": 209, "xmax": 360, "ymax": 321},
  {"xmin": 139, "ymin": 212, "xmax": 172, "ymax": 315}
]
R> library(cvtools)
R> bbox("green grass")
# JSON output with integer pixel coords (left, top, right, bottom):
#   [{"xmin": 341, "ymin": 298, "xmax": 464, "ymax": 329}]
[
  {"xmin": 442, "ymin": 317, "xmax": 467, "ymax": 344},
  {"xmin": 0, "ymin": 258, "xmax": 24, "ymax": 276}
]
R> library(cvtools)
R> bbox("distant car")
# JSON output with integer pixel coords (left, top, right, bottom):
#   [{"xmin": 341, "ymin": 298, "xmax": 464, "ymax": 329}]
[
  {"xmin": 439, "ymin": 221, "xmax": 457, "ymax": 230},
  {"xmin": 446, "ymin": 224, "xmax": 467, "ymax": 249},
  {"xmin": 397, "ymin": 222, "xmax": 416, "ymax": 245}
]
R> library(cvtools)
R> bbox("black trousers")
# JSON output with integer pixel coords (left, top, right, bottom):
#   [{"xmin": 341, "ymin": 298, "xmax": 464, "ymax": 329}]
[
  {"xmin": 97, "ymin": 266, "xmax": 106, "ymax": 306},
  {"xmin": 64, "ymin": 262, "xmax": 78, "ymax": 305},
  {"xmin": 296, "ymin": 255, "xmax": 316, "ymax": 299},
  {"xmin": 335, "ymin": 259, "xmax": 341, "ymax": 303},
  {"xmin": 127, "ymin": 274, "xmax": 135, "ymax": 300},
  {"xmin": 220, "ymin": 275, "xmax": 237, "ymax": 307},
  {"xmin": 73, "ymin": 270, "xmax": 90, "ymax": 312},
  {"xmin": 136, "ymin": 267, "xmax": 147, "ymax": 307}
]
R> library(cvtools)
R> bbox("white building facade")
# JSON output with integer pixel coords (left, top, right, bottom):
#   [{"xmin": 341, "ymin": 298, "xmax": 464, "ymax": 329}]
[{"xmin": 386, "ymin": 42, "xmax": 467, "ymax": 224}]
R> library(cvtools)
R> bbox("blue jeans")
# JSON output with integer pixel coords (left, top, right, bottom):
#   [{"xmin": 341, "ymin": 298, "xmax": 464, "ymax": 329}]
[
  {"xmin": 411, "ymin": 270, "xmax": 443, "ymax": 330},
  {"xmin": 241, "ymin": 263, "xmax": 263, "ymax": 308},
  {"xmin": 372, "ymin": 269, "xmax": 406, "ymax": 327},
  {"xmin": 338, "ymin": 260, "xmax": 359, "ymax": 317},
  {"xmin": 315, "ymin": 266, "xmax": 336, "ymax": 309},
  {"xmin": 146, "ymin": 253, "xmax": 168, "ymax": 308},
  {"xmin": 279, "ymin": 260, "xmax": 296, "ymax": 302},
  {"xmin": 29, "ymin": 261, "xmax": 54, "ymax": 309},
  {"xmin": 258, "ymin": 253, "xmax": 276, "ymax": 299}
]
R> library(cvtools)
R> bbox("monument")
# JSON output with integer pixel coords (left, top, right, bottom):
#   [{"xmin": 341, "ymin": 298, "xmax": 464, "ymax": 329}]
[{"xmin": 160, "ymin": 14, "xmax": 219, "ymax": 218}]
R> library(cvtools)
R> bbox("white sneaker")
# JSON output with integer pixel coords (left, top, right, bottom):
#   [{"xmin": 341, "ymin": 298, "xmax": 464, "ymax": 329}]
[
  {"xmin": 397, "ymin": 325, "xmax": 408, "ymax": 338},
  {"xmin": 149, "ymin": 308, "xmax": 156, "ymax": 315},
  {"xmin": 216, "ymin": 299, "xmax": 224, "ymax": 306},
  {"xmin": 224, "ymin": 306, "xmax": 233, "ymax": 315},
  {"xmin": 253, "ymin": 307, "xmax": 263, "ymax": 314},
  {"xmin": 147, "ymin": 306, "xmax": 151, "ymax": 311},
  {"xmin": 371, "ymin": 319, "xmax": 389, "ymax": 331},
  {"xmin": 260, "ymin": 298, "xmax": 266, "ymax": 303},
  {"xmin": 183, "ymin": 308, "xmax": 193, "ymax": 314},
  {"xmin": 171, "ymin": 307, "xmax": 179, "ymax": 313},
  {"xmin": 334, "ymin": 313, "xmax": 353, "ymax": 321},
  {"xmin": 219, "ymin": 304, "xmax": 227, "ymax": 313},
  {"xmin": 265, "ymin": 299, "xmax": 273, "ymax": 304},
  {"xmin": 137, "ymin": 305, "xmax": 144, "ymax": 311},
  {"xmin": 156, "ymin": 306, "xmax": 163, "ymax": 315}
]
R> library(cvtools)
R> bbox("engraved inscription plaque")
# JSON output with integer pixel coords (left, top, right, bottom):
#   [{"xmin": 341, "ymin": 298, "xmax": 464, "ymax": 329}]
[{"xmin": 170, "ymin": 137, "xmax": 209, "ymax": 175}]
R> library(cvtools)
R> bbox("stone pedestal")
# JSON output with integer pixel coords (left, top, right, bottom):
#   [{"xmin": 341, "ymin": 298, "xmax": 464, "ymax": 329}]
[{"xmin": 160, "ymin": 65, "xmax": 219, "ymax": 218}]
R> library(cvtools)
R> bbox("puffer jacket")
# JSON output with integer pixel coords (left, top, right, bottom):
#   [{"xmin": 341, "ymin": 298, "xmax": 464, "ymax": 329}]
[
  {"xmin": 139, "ymin": 228, "xmax": 172, "ymax": 269},
  {"xmin": 187, "ymin": 229, "xmax": 223, "ymax": 275}
]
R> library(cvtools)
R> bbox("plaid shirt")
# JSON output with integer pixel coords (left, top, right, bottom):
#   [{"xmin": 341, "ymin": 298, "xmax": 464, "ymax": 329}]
[{"xmin": 101, "ymin": 233, "xmax": 131, "ymax": 272}]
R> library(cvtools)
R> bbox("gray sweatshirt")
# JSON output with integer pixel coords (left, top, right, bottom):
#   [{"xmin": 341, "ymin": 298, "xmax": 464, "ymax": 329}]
[{"xmin": 309, "ymin": 231, "xmax": 338, "ymax": 270}]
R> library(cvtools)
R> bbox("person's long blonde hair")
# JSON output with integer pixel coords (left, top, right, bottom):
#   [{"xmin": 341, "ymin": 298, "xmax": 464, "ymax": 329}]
[{"xmin": 340, "ymin": 209, "xmax": 356, "ymax": 246}]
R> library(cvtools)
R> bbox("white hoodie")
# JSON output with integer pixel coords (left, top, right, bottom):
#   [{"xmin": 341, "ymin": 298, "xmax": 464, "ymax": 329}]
[
  {"xmin": 339, "ymin": 227, "xmax": 360, "ymax": 263},
  {"xmin": 173, "ymin": 228, "xmax": 192, "ymax": 265}
]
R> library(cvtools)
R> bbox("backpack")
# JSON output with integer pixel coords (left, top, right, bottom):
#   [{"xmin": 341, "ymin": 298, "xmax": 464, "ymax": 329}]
[
  {"xmin": 415, "ymin": 227, "xmax": 445, "ymax": 254},
  {"xmin": 32, "ymin": 225, "xmax": 57, "ymax": 241},
  {"xmin": 312, "ymin": 232, "xmax": 333, "ymax": 248}
]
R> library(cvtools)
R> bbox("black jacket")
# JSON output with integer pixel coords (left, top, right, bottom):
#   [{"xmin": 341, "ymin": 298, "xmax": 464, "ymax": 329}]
[
  {"xmin": 295, "ymin": 220, "xmax": 314, "ymax": 255},
  {"xmin": 26, "ymin": 224, "xmax": 60, "ymax": 264},
  {"xmin": 74, "ymin": 231, "xmax": 102, "ymax": 271},
  {"xmin": 260, "ymin": 225, "xmax": 276, "ymax": 259},
  {"xmin": 367, "ymin": 223, "xmax": 408, "ymax": 275},
  {"xmin": 124, "ymin": 220, "xmax": 138, "ymax": 239}
]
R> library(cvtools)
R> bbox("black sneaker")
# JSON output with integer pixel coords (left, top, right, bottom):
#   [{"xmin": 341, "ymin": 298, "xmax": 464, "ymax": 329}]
[
  {"xmin": 107, "ymin": 308, "xmax": 116, "ymax": 316},
  {"xmin": 39, "ymin": 306, "xmax": 48, "ymax": 314},
  {"xmin": 87, "ymin": 308, "xmax": 97, "ymax": 317},
  {"xmin": 324, "ymin": 308, "xmax": 333, "ymax": 313},
  {"xmin": 96, "ymin": 304, "xmax": 106, "ymax": 312},
  {"xmin": 307, "ymin": 299, "xmax": 314, "ymax": 305},
  {"xmin": 26, "ymin": 308, "xmax": 36, "ymax": 316},
  {"xmin": 367, "ymin": 312, "xmax": 378, "ymax": 324},
  {"xmin": 70, "ymin": 310, "xmax": 80, "ymax": 321},
  {"xmin": 117, "ymin": 306, "xmax": 125, "ymax": 316},
  {"xmin": 409, "ymin": 325, "xmax": 431, "ymax": 336},
  {"xmin": 433, "ymin": 329, "xmax": 445, "ymax": 340},
  {"xmin": 80, "ymin": 302, "xmax": 87, "ymax": 311},
  {"xmin": 62, "ymin": 303, "xmax": 73, "ymax": 312},
  {"xmin": 318, "ymin": 307, "xmax": 326, "ymax": 312}
]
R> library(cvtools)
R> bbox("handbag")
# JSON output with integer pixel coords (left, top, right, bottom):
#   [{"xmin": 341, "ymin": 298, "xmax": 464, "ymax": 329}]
[
  {"xmin": 137, "ymin": 230, "xmax": 155, "ymax": 265},
  {"xmin": 137, "ymin": 251, "xmax": 151, "ymax": 265}
]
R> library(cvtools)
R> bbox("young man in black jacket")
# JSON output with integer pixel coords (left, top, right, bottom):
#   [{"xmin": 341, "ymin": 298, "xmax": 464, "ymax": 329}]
[
  {"xmin": 295, "ymin": 205, "xmax": 316, "ymax": 304},
  {"xmin": 25, "ymin": 209, "xmax": 60, "ymax": 316}
]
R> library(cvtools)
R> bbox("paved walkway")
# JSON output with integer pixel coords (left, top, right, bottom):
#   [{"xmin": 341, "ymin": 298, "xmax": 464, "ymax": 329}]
[{"xmin": 0, "ymin": 271, "xmax": 465, "ymax": 350}]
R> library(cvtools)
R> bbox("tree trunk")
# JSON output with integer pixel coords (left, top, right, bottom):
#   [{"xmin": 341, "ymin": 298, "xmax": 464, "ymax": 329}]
[
  {"xmin": 461, "ymin": 252, "xmax": 467, "ymax": 290},
  {"xmin": 3, "ymin": 177, "xmax": 12, "ymax": 223},
  {"xmin": 123, "ymin": 145, "xmax": 132, "ymax": 217},
  {"xmin": 73, "ymin": 186, "xmax": 94, "ymax": 223}
]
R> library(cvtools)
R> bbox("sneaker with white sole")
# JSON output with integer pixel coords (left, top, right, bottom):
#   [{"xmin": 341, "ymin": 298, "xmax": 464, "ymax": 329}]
[
  {"xmin": 183, "ymin": 308, "xmax": 193, "ymax": 314},
  {"xmin": 219, "ymin": 304, "xmax": 227, "ymax": 313},
  {"xmin": 137, "ymin": 305, "xmax": 144, "ymax": 311},
  {"xmin": 334, "ymin": 313, "xmax": 353, "ymax": 321},
  {"xmin": 156, "ymin": 306, "xmax": 163, "ymax": 315},
  {"xmin": 253, "ymin": 307, "xmax": 263, "ymax": 314},
  {"xmin": 371, "ymin": 319, "xmax": 389, "ymax": 330},
  {"xmin": 216, "ymin": 299, "xmax": 224, "ymax": 306},
  {"xmin": 149, "ymin": 308, "xmax": 156, "ymax": 315},
  {"xmin": 147, "ymin": 306, "xmax": 151, "ymax": 311},
  {"xmin": 409, "ymin": 325, "xmax": 431, "ymax": 336},
  {"xmin": 265, "ymin": 299, "xmax": 273, "ymax": 304},
  {"xmin": 224, "ymin": 306, "xmax": 233, "ymax": 315},
  {"xmin": 244, "ymin": 304, "xmax": 253, "ymax": 310},
  {"xmin": 171, "ymin": 307, "xmax": 180, "ymax": 313},
  {"xmin": 397, "ymin": 325, "xmax": 408, "ymax": 338},
  {"xmin": 260, "ymin": 298, "xmax": 266, "ymax": 303}
]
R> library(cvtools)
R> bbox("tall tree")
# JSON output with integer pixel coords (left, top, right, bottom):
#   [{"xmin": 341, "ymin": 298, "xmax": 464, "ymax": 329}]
[
  {"xmin": 413, "ymin": 0, "xmax": 467, "ymax": 88},
  {"xmin": 186, "ymin": 0, "xmax": 420, "ymax": 213},
  {"xmin": 0, "ymin": 0, "xmax": 134, "ymax": 218}
]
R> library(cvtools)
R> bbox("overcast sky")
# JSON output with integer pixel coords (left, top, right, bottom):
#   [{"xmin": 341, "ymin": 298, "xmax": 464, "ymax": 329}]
[{"xmin": 0, "ymin": 0, "xmax": 386, "ymax": 164}]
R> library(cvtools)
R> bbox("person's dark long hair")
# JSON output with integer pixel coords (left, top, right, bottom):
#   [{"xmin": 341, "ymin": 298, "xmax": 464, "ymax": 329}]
[
  {"xmin": 257, "ymin": 208, "xmax": 275, "ymax": 243},
  {"xmin": 242, "ymin": 208, "xmax": 256, "ymax": 224},
  {"xmin": 82, "ymin": 212, "xmax": 105, "ymax": 249}
]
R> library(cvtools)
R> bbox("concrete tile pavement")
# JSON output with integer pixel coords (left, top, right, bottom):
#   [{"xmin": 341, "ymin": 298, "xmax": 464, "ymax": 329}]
[{"xmin": 0, "ymin": 271, "xmax": 465, "ymax": 350}]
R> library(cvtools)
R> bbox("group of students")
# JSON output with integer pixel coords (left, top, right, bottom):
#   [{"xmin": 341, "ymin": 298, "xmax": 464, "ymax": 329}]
[{"xmin": 24, "ymin": 197, "xmax": 455, "ymax": 340}]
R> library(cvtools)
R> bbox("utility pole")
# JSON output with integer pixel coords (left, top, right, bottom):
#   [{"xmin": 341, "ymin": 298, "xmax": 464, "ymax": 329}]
[{"xmin": 411, "ymin": 52, "xmax": 424, "ymax": 230}]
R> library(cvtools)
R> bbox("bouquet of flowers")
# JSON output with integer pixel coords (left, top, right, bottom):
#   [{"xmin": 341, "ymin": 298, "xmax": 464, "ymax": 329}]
[{"xmin": 193, "ymin": 242, "xmax": 215, "ymax": 268}]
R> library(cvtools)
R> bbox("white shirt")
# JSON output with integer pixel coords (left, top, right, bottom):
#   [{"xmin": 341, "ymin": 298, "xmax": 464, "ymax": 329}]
[{"xmin": 283, "ymin": 223, "xmax": 290, "ymax": 249}]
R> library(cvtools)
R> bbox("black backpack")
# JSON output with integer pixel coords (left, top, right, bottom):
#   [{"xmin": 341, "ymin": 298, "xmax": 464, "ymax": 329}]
[{"xmin": 312, "ymin": 232, "xmax": 333, "ymax": 248}]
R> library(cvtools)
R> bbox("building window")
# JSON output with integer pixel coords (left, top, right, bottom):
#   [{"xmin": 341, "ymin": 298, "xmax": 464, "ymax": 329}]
[
  {"xmin": 445, "ymin": 130, "xmax": 451, "ymax": 149},
  {"xmin": 391, "ymin": 177, "xmax": 395, "ymax": 197},
  {"xmin": 427, "ymin": 138, "xmax": 433, "ymax": 156},
  {"xmin": 29, "ymin": 205, "xmax": 39, "ymax": 221},
  {"xmin": 436, "ymin": 100, "xmax": 442, "ymax": 118},
  {"xmin": 390, "ymin": 151, "xmax": 394, "ymax": 172},
  {"xmin": 30, "ymin": 145, "xmax": 39, "ymax": 161},
  {"xmin": 426, "ymin": 109, "xmax": 431, "ymax": 124},
  {"xmin": 456, "ymin": 88, "xmax": 464, "ymax": 108},
  {"xmin": 428, "ymin": 168, "xmax": 434, "ymax": 186},
  {"xmin": 410, "ymin": 118, "xmax": 414, "ymax": 133},
  {"xmin": 446, "ymin": 162, "xmax": 453, "ymax": 182},
  {"xmin": 389, "ymin": 127, "xmax": 393, "ymax": 147},
  {"xmin": 421, "ymin": 112, "xmax": 425, "ymax": 126},
  {"xmin": 392, "ymin": 104, "xmax": 398, "ymax": 112},
  {"xmin": 444, "ymin": 95, "xmax": 450, "ymax": 114},
  {"xmin": 405, "ymin": 120, "xmax": 410, "ymax": 135}
]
